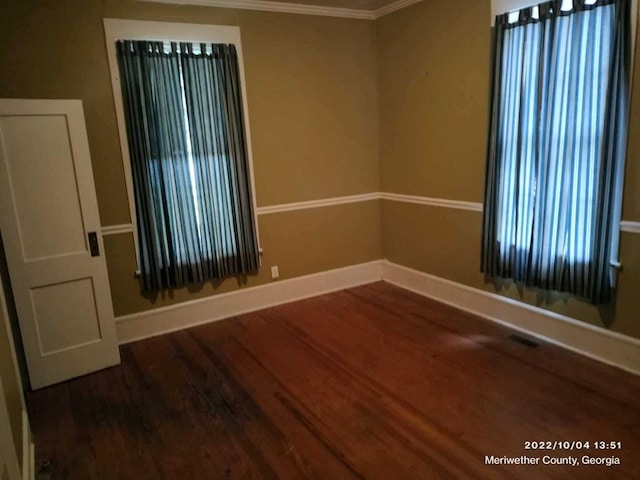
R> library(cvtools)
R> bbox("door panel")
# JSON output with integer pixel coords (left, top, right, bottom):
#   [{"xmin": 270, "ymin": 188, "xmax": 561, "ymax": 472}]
[
  {"xmin": 0, "ymin": 99, "xmax": 120, "ymax": 389},
  {"xmin": 0, "ymin": 115, "xmax": 87, "ymax": 261},
  {"xmin": 31, "ymin": 277, "xmax": 102, "ymax": 355}
]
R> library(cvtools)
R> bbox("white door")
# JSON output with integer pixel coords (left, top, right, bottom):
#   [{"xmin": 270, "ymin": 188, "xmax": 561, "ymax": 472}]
[{"xmin": 0, "ymin": 99, "xmax": 120, "ymax": 389}]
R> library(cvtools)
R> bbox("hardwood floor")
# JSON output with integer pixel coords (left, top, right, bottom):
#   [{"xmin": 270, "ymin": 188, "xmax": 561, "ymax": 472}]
[{"xmin": 28, "ymin": 282, "xmax": 640, "ymax": 479}]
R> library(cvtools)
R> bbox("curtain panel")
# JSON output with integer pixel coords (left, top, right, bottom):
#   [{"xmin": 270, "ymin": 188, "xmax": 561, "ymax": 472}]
[
  {"xmin": 116, "ymin": 40, "xmax": 260, "ymax": 291},
  {"xmin": 481, "ymin": 0, "xmax": 631, "ymax": 303}
]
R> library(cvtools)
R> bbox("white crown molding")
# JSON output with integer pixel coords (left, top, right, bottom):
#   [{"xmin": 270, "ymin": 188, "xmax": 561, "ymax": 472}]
[
  {"xmin": 135, "ymin": 0, "xmax": 424, "ymax": 20},
  {"xmin": 380, "ymin": 191, "xmax": 483, "ymax": 212},
  {"xmin": 373, "ymin": 0, "xmax": 423, "ymax": 18},
  {"xmin": 114, "ymin": 256, "xmax": 640, "ymax": 374},
  {"xmin": 381, "ymin": 260, "xmax": 640, "ymax": 375},
  {"xmin": 115, "ymin": 260, "xmax": 383, "ymax": 343},
  {"xmin": 620, "ymin": 220, "xmax": 640, "ymax": 234},
  {"xmin": 136, "ymin": 0, "xmax": 375, "ymax": 19},
  {"xmin": 256, "ymin": 192, "xmax": 379, "ymax": 215}
]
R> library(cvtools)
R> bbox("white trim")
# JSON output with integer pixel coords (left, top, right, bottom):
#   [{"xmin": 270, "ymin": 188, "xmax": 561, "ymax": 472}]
[
  {"xmin": 373, "ymin": 0, "xmax": 423, "ymax": 18},
  {"xmin": 380, "ymin": 192, "xmax": 483, "ymax": 212},
  {"xmin": 136, "ymin": 0, "xmax": 374, "ymax": 19},
  {"xmin": 135, "ymin": 0, "xmax": 424, "ymax": 20},
  {"xmin": 620, "ymin": 220, "xmax": 640, "ymax": 234},
  {"xmin": 100, "ymin": 193, "xmax": 381, "ymax": 237},
  {"xmin": 382, "ymin": 260, "xmax": 640, "ymax": 375},
  {"xmin": 256, "ymin": 192, "xmax": 379, "ymax": 215},
  {"xmin": 491, "ymin": 0, "xmax": 638, "ymax": 48},
  {"xmin": 491, "ymin": 0, "xmax": 538, "ymax": 25},
  {"xmin": 101, "ymin": 224, "xmax": 134, "ymax": 236},
  {"xmin": 114, "ymin": 257, "xmax": 640, "ymax": 374},
  {"xmin": 100, "ymin": 192, "xmax": 640, "ymax": 235},
  {"xmin": 0, "ymin": 239, "xmax": 31, "ymax": 480},
  {"xmin": 103, "ymin": 18, "xmax": 261, "ymax": 271},
  {"xmin": 0, "ymin": 273, "xmax": 26, "ymax": 412},
  {"xmin": 115, "ymin": 260, "xmax": 383, "ymax": 344},
  {"xmin": 380, "ymin": 193, "xmax": 639, "ymax": 237}
]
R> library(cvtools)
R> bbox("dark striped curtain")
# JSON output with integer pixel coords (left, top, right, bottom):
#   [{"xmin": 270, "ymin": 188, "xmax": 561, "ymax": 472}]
[
  {"xmin": 482, "ymin": 0, "xmax": 631, "ymax": 303},
  {"xmin": 117, "ymin": 40, "xmax": 259, "ymax": 291}
]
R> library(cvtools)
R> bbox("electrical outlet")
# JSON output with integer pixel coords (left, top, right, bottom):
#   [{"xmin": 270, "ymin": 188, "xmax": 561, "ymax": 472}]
[{"xmin": 271, "ymin": 265, "xmax": 279, "ymax": 279}]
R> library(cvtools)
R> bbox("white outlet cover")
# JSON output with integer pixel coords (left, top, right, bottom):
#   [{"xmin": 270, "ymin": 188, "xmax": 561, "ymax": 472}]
[{"xmin": 271, "ymin": 266, "xmax": 279, "ymax": 279}]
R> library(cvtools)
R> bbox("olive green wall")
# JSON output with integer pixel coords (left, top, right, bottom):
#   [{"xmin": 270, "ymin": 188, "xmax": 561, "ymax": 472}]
[
  {"xmin": 106, "ymin": 201, "xmax": 381, "ymax": 316},
  {"xmin": 0, "ymin": 281, "xmax": 23, "ymax": 472},
  {"xmin": 0, "ymin": 0, "xmax": 381, "ymax": 316},
  {"xmin": 1, "ymin": 0, "xmax": 637, "ymax": 338},
  {"xmin": 378, "ymin": 0, "xmax": 640, "ymax": 339},
  {"xmin": 624, "ymin": 1, "xmax": 640, "ymax": 220}
]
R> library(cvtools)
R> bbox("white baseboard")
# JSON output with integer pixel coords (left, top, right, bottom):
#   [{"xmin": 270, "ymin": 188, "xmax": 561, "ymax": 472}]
[
  {"xmin": 114, "ymin": 258, "xmax": 640, "ymax": 375},
  {"xmin": 382, "ymin": 260, "xmax": 640, "ymax": 375},
  {"xmin": 115, "ymin": 261, "xmax": 383, "ymax": 344}
]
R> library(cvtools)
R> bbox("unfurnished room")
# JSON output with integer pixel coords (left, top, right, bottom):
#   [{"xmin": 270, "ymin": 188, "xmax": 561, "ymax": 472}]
[{"xmin": 1, "ymin": 0, "xmax": 640, "ymax": 478}]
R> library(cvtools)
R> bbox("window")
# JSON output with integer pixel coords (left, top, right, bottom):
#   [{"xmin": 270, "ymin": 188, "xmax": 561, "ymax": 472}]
[
  {"xmin": 482, "ymin": 0, "xmax": 631, "ymax": 303},
  {"xmin": 104, "ymin": 20, "xmax": 260, "ymax": 291}
]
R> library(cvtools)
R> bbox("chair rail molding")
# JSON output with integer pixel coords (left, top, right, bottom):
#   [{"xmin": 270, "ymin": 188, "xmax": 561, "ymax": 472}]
[
  {"xmin": 620, "ymin": 221, "xmax": 640, "ymax": 234},
  {"xmin": 256, "ymin": 192, "xmax": 379, "ymax": 215},
  {"xmin": 379, "ymin": 192, "xmax": 483, "ymax": 212},
  {"xmin": 101, "ymin": 224, "xmax": 135, "ymax": 236},
  {"xmin": 101, "ymin": 192, "xmax": 640, "ymax": 235}
]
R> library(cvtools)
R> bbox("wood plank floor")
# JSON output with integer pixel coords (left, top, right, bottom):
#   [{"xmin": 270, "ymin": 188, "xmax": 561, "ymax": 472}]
[{"xmin": 28, "ymin": 282, "xmax": 640, "ymax": 479}]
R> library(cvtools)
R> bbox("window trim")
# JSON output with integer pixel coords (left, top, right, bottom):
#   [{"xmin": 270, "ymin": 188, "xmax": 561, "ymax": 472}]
[
  {"xmin": 103, "ymin": 18, "xmax": 261, "ymax": 272},
  {"xmin": 491, "ymin": 0, "xmax": 638, "ymax": 49}
]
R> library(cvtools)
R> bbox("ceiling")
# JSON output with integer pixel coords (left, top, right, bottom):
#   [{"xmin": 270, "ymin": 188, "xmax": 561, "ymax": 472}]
[
  {"xmin": 137, "ymin": 0, "xmax": 420, "ymax": 18},
  {"xmin": 260, "ymin": 0, "xmax": 401, "ymax": 11}
]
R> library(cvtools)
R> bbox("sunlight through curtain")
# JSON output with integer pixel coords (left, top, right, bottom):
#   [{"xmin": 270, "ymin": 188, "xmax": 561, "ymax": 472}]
[
  {"xmin": 482, "ymin": 0, "xmax": 631, "ymax": 303},
  {"xmin": 117, "ymin": 40, "xmax": 259, "ymax": 291}
]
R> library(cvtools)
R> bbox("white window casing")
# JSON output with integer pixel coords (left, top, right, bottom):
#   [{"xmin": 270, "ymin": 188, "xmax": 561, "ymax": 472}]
[
  {"xmin": 103, "ymin": 19, "xmax": 261, "ymax": 273},
  {"xmin": 491, "ymin": 0, "xmax": 638, "ymax": 50}
]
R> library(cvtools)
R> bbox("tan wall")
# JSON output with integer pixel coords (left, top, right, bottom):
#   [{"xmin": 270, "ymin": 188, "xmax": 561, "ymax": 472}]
[
  {"xmin": 378, "ymin": 0, "xmax": 489, "ymax": 201},
  {"xmin": 1, "ymin": 0, "xmax": 636, "ymax": 337},
  {"xmin": 382, "ymin": 201, "xmax": 640, "ymax": 338},
  {"xmin": 107, "ymin": 201, "xmax": 381, "ymax": 316},
  {"xmin": 378, "ymin": 0, "xmax": 640, "ymax": 339},
  {"xmin": 0, "ymin": 280, "xmax": 23, "ymax": 470},
  {"xmin": 0, "ymin": 0, "xmax": 380, "ymax": 316},
  {"xmin": 624, "ymin": 1, "xmax": 640, "ymax": 221}
]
